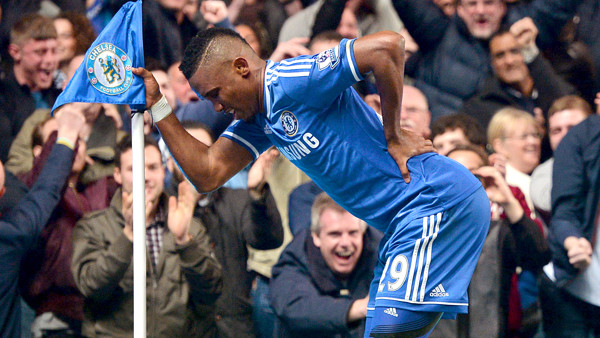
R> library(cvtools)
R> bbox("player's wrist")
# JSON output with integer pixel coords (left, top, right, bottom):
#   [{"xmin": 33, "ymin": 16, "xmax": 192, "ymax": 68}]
[{"xmin": 149, "ymin": 95, "xmax": 172, "ymax": 123}]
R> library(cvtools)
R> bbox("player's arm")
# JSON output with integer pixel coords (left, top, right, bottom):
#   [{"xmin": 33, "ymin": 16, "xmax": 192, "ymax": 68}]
[
  {"xmin": 352, "ymin": 31, "xmax": 433, "ymax": 183},
  {"xmin": 132, "ymin": 68, "xmax": 253, "ymax": 192}
]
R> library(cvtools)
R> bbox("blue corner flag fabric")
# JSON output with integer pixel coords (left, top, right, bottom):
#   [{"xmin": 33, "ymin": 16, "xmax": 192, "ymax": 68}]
[{"xmin": 51, "ymin": 0, "xmax": 146, "ymax": 114}]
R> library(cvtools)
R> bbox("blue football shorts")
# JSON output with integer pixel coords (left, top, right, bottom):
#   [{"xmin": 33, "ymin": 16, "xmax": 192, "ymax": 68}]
[{"xmin": 366, "ymin": 186, "xmax": 490, "ymax": 321}]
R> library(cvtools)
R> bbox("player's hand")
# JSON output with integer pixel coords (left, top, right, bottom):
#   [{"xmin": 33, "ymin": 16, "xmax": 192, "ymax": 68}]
[
  {"xmin": 388, "ymin": 128, "xmax": 434, "ymax": 183},
  {"xmin": 269, "ymin": 37, "xmax": 311, "ymax": 62},
  {"xmin": 564, "ymin": 236, "xmax": 593, "ymax": 270},
  {"xmin": 131, "ymin": 67, "xmax": 163, "ymax": 108},
  {"xmin": 168, "ymin": 181, "xmax": 200, "ymax": 245}
]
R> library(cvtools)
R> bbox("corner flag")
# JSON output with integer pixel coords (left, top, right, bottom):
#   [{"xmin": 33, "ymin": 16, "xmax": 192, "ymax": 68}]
[{"xmin": 51, "ymin": 0, "xmax": 146, "ymax": 113}]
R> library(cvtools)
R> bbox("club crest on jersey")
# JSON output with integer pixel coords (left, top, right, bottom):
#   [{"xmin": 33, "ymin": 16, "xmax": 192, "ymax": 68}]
[
  {"xmin": 317, "ymin": 45, "xmax": 340, "ymax": 71},
  {"xmin": 280, "ymin": 111, "xmax": 298, "ymax": 136},
  {"xmin": 87, "ymin": 42, "xmax": 133, "ymax": 95}
]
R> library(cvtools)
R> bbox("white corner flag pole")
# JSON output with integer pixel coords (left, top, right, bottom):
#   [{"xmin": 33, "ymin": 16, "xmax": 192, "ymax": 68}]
[{"xmin": 131, "ymin": 111, "xmax": 147, "ymax": 337}]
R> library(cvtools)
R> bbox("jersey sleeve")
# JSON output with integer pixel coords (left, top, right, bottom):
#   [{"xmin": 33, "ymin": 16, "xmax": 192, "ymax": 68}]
[
  {"xmin": 282, "ymin": 38, "xmax": 364, "ymax": 108},
  {"xmin": 221, "ymin": 119, "xmax": 272, "ymax": 160}
]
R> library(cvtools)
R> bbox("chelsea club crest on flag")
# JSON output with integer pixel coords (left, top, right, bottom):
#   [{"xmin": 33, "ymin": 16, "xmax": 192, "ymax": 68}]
[
  {"xmin": 51, "ymin": 0, "xmax": 145, "ymax": 114},
  {"xmin": 87, "ymin": 42, "xmax": 133, "ymax": 95}
]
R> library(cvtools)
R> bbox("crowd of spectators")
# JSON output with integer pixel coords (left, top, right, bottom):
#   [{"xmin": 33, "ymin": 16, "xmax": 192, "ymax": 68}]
[{"xmin": 0, "ymin": 0, "xmax": 599, "ymax": 337}]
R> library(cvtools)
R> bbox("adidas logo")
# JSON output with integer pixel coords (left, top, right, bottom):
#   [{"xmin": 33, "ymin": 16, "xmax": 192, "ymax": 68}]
[
  {"xmin": 429, "ymin": 284, "xmax": 449, "ymax": 297},
  {"xmin": 383, "ymin": 307, "xmax": 398, "ymax": 317}
]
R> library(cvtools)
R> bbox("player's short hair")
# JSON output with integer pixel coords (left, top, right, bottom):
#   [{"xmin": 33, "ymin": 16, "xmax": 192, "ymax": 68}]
[
  {"xmin": 548, "ymin": 95, "xmax": 593, "ymax": 119},
  {"xmin": 180, "ymin": 28, "xmax": 249, "ymax": 80},
  {"xmin": 487, "ymin": 107, "xmax": 537, "ymax": 145},
  {"xmin": 430, "ymin": 113, "xmax": 486, "ymax": 148},
  {"xmin": 10, "ymin": 14, "xmax": 57, "ymax": 46},
  {"xmin": 55, "ymin": 11, "xmax": 96, "ymax": 56},
  {"xmin": 115, "ymin": 134, "xmax": 161, "ymax": 169},
  {"xmin": 310, "ymin": 192, "xmax": 367, "ymax": 234}
]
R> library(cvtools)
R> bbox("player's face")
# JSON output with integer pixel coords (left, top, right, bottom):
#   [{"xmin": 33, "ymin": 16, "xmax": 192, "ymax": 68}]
[
  {"xmin": 457, "ymin": 0, "xmax": 506, "ymax": 40},
  {"xmin": 12, "ymin": 38, "xmax": 59, "ymax": 91},
  {"xmin": 490, "ymin": 33, "xmax": 529, "ymax": 86},
  {"xmin": 115, "ymin": 146, "xmax": 165, "ymax": 205},
  {"xmin": 497, "ymin": 121, "xmax": 541, "ymax": 174},
  {"xmin": 312, "ymin": 209, "xmax": 364, "ymax": 278},
  {"xmin": 190, "ymin": 61, "xmax": 258, "ymax": 121},
  {"xmin": 433, "ymin": 128, "xmax": 470, "ymax": 156},
  {"xmin": 548, "ymin": 109, "xmax": 587, "ymax": 151}
]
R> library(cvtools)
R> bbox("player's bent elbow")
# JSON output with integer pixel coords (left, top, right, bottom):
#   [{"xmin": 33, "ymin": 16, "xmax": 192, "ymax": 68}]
[{"xmin": 375, "ymin": 31, "xmax": 405, "ymax": 54}]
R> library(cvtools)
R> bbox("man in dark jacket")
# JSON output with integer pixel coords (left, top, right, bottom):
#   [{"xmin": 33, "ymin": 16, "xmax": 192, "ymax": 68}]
[
  {"xmin": 0, "ymin": 14, "xmax": 61, "ymax": 162},
  {"xmin": 18, "ymin": 112, "xmax": 116, "ymax": 337},
  {"xmin": 167, "ymin": 121, "xmax": 284, "ymax": 337},
  {"xmin": 539, "ymin": 114, "xmax": 600, "ymax": 337},
  {"xmin": 394, "ymin": 0, "xmax": 584, "ymax": 119},
  {"xmin": 460, "ymin": 19, "xmax": 576, "ymax": 130},
  {"xmin": 0, "ymin": 106, "xmax": 84, "ymax": 338},
  {"xmin": 270, "ymin": 193, "xmax": 382, "ymax": 337}
]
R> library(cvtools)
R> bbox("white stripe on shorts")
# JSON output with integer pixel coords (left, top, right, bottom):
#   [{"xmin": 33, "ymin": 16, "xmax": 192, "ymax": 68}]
[
  {"xmin": 404, "ymin": 212, "xmax": 443, "ymax": 302},
  {"xmin": 420, "ymin": 213, "xmax": 442, "ymax": 301}
]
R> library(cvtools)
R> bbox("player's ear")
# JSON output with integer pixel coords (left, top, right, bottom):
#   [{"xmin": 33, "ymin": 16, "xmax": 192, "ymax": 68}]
[{"xmin": 233, "ymin": 57, "xmax": 250, "ymax": 77}]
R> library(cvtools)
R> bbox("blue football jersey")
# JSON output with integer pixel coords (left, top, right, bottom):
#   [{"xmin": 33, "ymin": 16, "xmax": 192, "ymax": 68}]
[{"xmin": 222, "ymin": 38, "xmax": 481, "ymax": 233}]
